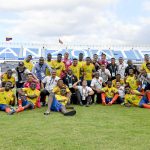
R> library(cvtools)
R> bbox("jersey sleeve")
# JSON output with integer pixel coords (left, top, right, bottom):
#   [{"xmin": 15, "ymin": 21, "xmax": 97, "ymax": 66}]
[
  {"xmin": 42, "ymin": 76, "xmax": 48, "ymax": 83},
  {"xmin": 90, "ymin": 79, "xmax": 95, "ymax": 87},
  {"xmin": 52, "ymin": 86, "xmax": 58, "ymax": 93},
  {"xmin": 124, "ymin": 95, "xmax": 129, "ymax": 103},
  {"xmin": 101, "ymin": 87, "xmax": 107, "ymax": 92},
  {"xmin": 22, "ymin": 88, "xmax": 28, "ymax": 93}
]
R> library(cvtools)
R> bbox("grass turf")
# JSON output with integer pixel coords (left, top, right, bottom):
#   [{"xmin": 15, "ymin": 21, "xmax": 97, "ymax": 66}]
[{"xmin": 0, "ymin": 105, "xmax": 150, "ymax": 150}]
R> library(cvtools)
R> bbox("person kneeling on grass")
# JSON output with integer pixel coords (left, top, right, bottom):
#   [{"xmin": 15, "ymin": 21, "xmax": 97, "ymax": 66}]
[
  {"xmin": 0, "ymin": 82, "xmax": 16, "ymax": 115},
  {"xmin": 124, "ymin": 86, "xmax": 150, "ymax": 108},
  {"xmin": 101, "ymin": 80, "xmax": 119, "ymax": 106},
  {"xmin": 73, "ymin": 80, "xmax": 94, "ymax": 107},
  {"xmin": 16, "ymin": 82, "xmax": 40, "ymax": 113}
]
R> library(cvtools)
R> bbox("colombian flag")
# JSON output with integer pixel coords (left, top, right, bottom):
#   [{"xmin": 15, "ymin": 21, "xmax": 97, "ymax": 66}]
[{"xmin": 6, "ymin": 37, "xmax": 12, "ymax": 41}]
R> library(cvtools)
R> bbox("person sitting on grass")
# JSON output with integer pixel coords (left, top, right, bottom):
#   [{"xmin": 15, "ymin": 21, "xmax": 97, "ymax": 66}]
[
  {"xmin": 138, "ymin": 70, "xmax": 150, "ymax": 92},
  {"xmin": 24, "ymin": 73, "xmax": 40, "ymax": 90},
  {"xmin": 16, "ymin": 82, "xmax": 40, "ymax": 113},
  {"xmin": 101, "ymin": 80, "xmax": 119, "ymax": 106},
  {"xmin": 124, "ymin": 86, "xmax": 150, "ymax": 109},
  {"xmin": 43, "ymin": 79, "xmax": 76, "ymax": 116},
  {"xmin": 0, "ymin": 82, "xmax": 16, "ymax": 115},
  {"xmin": 40, "ymin": 69, "xmax": 60, "ymax": 106},
  {"xmin": 52, "ymin": 79, "xmax": 71, "ymax": 105},
  {"xmin": 1, "ymin": 69, "xmax": 16, "ymax": 88},
  {"xmin": 116, "ymin": 82, "xmax": 125, "ymax": 104},
  {"xmin": 91, "ymin": 71, "xmax": 103, "ymax": 104},
  {"xmin": 73, "ymin": 80, "xmax": 94, "ymax": 107}
]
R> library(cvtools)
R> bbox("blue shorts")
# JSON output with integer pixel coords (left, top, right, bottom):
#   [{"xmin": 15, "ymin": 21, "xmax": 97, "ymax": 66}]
[
  {"xmin": 22, "ymin": 100, "xmax": 35, "ymax": 109},
  {"xmin": 50, "ymin": 97, "xmax": 62, "ymax": 112},
  {"xmin": 139, "ymin": 96, "xmax": 149, "ymax": 107},
  {"xmin": 106, "ymin": 97, "xmax": 112, "ymax": 104},
  {"xmin": 0, "ymin": 104, "xmax": 7, "ymax": 111}
]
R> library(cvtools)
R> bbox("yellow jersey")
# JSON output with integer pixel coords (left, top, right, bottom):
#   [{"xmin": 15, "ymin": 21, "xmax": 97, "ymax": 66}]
[
  {"xmin": 78, "ymin": 61, "xmax": 86, "ymax": 68},
  {"xmin": 52, "ymin": 86, "xmax": 70, "ymax": 95},
  {"xmin": 141, "ymin": 62, "xmax": 150, "ymax": 73},
  {"xmin": 126, "ymin": 76, "xmax": 138, "ymax": 90},
  {"xmin": 2, "ymin": 73, "xmax": 16, "ymax": 86},
  {"xmin": 51, "ymin": 60, "xmax": 65, "ymax": 77},
  {"xmin": 46, "ymin": 60, "xmax": 54, "ymax": 76},
  {"xmin": 55, "ymin": 94, "xmax": 68, "ymax": 106},
  {"xmin": 124, "ymin": 90, "xmax": 142, "ymax": 106},
  {"xmin": 22, "ymin": 88, "xmax": 40, "ymax": 105},
  {"xmin": 23, "ymin": 60, "xmax": 33, "ymax": 71},
  {"xmin": 112, "ymin": 79, "xmax": 124, "ymax": 87},
  {"xmin": 69, "ymin": 64, "xmax": 81, "ymax": 79},
  {"xmin": 101, "ymin": 86, "xmax": 118, "ymax": 98},
  {"xmin": 0, "ymin": 90, "xmax": 14, "ymax": 105},
  {"xmin": 83, "ymin": 63, "xmax": 95, "ymax": 80}
]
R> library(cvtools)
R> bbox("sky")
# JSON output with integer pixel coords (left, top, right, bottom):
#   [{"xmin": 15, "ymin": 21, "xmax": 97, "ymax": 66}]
[{"xmin": 0, "ymin": 0, "xmax": 149, "ymax": 45}]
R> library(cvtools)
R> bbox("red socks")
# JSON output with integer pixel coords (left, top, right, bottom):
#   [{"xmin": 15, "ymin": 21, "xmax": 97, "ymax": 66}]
[
  {"xmin": 101, "ymin": 93, "xmax": 106, "ymax": 105},
  {"xmin": 111, "ymin": 94, "xmax": 119, "ymax": 104},
  {"xmin": 143, "ymin": 104, "xmax": 150, "ymax": 109},
  {"xmin": 5, "ymin": 107, "xmax": 11, "ymax": 113}
]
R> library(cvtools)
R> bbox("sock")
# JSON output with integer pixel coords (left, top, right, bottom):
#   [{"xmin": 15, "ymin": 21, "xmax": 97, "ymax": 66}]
[
  {"xmin": 143, "ymin": 104, "xmax": 150, "ymax": 109},
  {"xmin": 16, "ymin": 106, "xmax": 24, "ymax": 113},
  {"xmin": 18, "ymin": 99, "xmax": 22, "ymax": 107},
  {"xmin": 146, "ymin": 91, "xmax": 150, "ymax": 101},
  {"xmin": 101, "ymin": 93, "xmax": 106, "ymax": 104},
  {"xmin": 5, "ymin": 107, "xmax": 11, "ymax": 113},
  {"xmin": 111, "ymin": 94, "xmax": 119, "ymax": 104},
  {"xmin": 36, "ymin": 97, "xmax": 41, "ymax": 108}
]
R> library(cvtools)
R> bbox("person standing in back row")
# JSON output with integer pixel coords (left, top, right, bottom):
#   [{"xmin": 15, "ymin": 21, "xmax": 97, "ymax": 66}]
[
  {"xmin": 107, "ymin": 58, "xmax": 118, "ymax": 80},
  {"xmin": 32, "ymin": 57, "xmax": 52, "ymax": 82}
]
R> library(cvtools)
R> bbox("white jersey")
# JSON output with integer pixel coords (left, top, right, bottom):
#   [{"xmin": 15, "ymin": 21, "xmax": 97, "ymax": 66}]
[
  {"xmin": 42, "ymin": 76, "xmax": 60, "ymax": 91},
  {"xmin": 98, "ymin": 69, "xmax": 111, "ymax": 83},
  {"xmin": 117, "ymin": 63, "xmax": 127, "ymax": 79},
  {"xmin": 91, "ymin": 77, "xmax": 103, "ymax": 89}
]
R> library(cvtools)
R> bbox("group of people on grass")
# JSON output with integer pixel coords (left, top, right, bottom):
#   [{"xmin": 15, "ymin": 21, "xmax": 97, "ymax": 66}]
[{"xmin": 0, "ymin": 52, "xmax": 149, "ymax": 116}]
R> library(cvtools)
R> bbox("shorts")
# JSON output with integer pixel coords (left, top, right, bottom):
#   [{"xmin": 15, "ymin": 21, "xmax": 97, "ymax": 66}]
[
  {"xmin": 22, "ymin": 100, "xmax": 35, "ymax": 109},
  {"xmin": 50, "ymin": 97, "xmax": 62, "ymax": 112},
  {"xmin": 105, "ymin": 97, "xmax": 112, "ymax": 104},
  {"xmin": 0, "ymin": 104, "xmax": 7, "ymax": 111},
  {"xmin": 139, "ymin": 96, "xmax": 149, "ymax": 107}
]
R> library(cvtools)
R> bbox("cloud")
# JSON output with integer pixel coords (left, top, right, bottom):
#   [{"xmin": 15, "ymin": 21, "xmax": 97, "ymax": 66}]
[
  {"xmin": 0, "ymin": 0, "xmax": 149, "ymax": 45},
  {"xmin": 142, "ymin": 0, "xmax": 150, "ymax": 12}
]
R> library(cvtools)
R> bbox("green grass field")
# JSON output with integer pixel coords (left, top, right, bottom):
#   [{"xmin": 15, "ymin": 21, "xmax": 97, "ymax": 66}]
[{"xmin": 0, "ymin": 105, "xmax": 150, "ymax": 150}]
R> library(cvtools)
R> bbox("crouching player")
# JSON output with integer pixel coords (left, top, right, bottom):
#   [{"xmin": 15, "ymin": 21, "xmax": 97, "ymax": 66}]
[
  {"xmin": 0, "ymin": 82, "xmax": 15, "ymax": 115},
  {"xmin": 124, "ymin": 86, "xmax": 150, "ymax": 108},
  {"xmin": 16, "ymin": 82, "xmax": 40, "ymax": 112},
  {"xmin": 101, "ymin": 80, "xmax": 119, "ymax": 105}
]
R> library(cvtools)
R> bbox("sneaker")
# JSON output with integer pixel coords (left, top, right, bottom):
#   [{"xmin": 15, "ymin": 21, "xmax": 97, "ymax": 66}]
[
  {"xmin": 79, "ymin": 102, "xmax": 83, "ymax": 106},
  {"xmin": 44, "ymin": 110, "xmax": 50, "ymax": 115},
  {"xmin": 64, "ymin": 110, "xmax": 76, "ymax": 116},
  {"xmin": 85, "ymin": 103, "xmax": 90, "ymax": 107},
  {"xmin": 7, "ymin": 109, "xmax": 16, "ymax": 115}
]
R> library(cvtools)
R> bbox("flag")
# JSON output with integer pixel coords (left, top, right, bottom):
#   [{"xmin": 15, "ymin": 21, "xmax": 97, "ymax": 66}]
[
  {"xmin": 6, "ymin": 37, "xmax": 12, "ymax": 41},
  {"xmin": 59, "ymin": 39, "xmax": 63, "ymax": 44}
]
